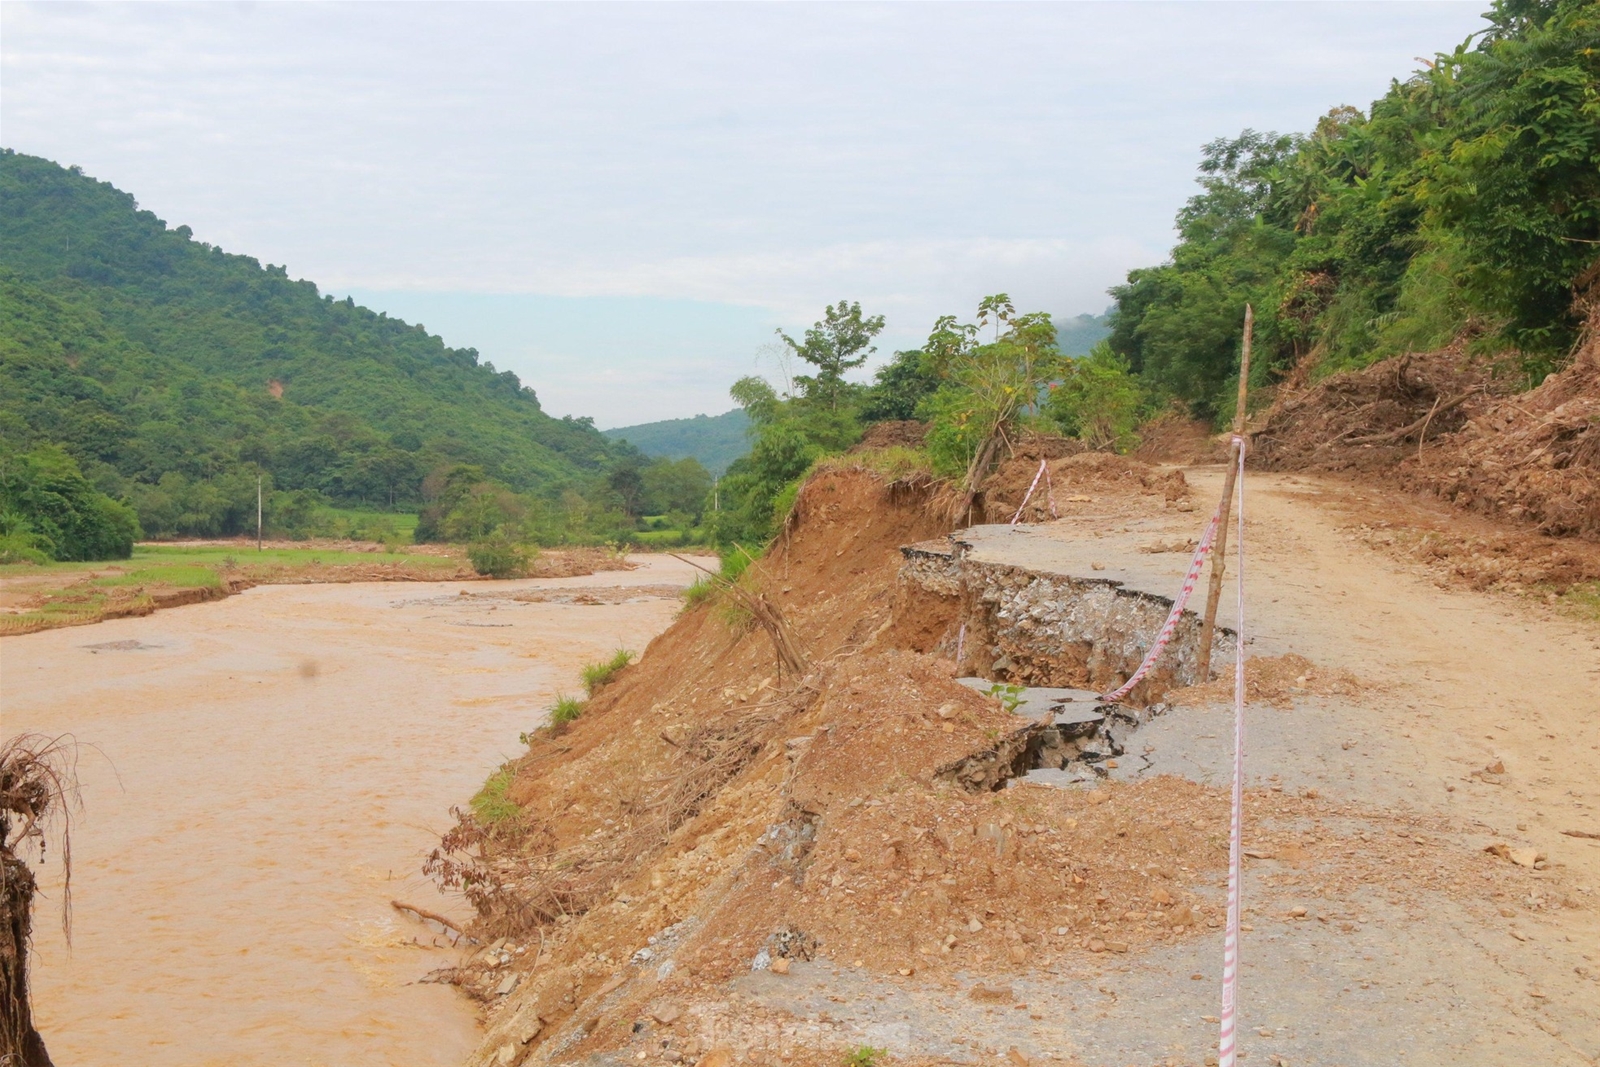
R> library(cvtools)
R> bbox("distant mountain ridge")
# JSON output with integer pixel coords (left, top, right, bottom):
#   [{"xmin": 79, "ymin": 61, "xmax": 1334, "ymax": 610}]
[
  {"xmin": 603, "ymin": 409, "xmax": 749, "ymax": 475},
  {"xmin": 0, "ymin": 150, "xmax": 633, "ymax": 535},
  {"xmin": 1056, "ymin": 311, "xmax": 1112, "ymax": 356}
]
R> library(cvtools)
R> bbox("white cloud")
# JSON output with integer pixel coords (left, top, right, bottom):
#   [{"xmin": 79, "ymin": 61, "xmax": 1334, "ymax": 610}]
[{"xmin": 2, "ymin": 1, "xmax": 1491, "ymax": 420}]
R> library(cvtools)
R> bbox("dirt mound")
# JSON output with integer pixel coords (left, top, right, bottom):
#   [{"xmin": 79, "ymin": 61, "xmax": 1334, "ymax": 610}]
[
  {"xmin": 1405, "ymin": 306, "xmax": 1600, "ymax": 539},
  {"xmin": 1255, "ymin": 302, "xmax": 1600, "ymax": 544},
  {"xmin": 852, "ymin": 420, "xmax": 927, "ymax": 451},
  {"xmin": 1133, "ymin": 410, "xmax": 1229, "ymax": 465},
  {"xmin": 983, "ymin": 448, "xmax": 1189, "ymax": 523},
  {"xmin": 1252, "ymin": 342, "xmax": 1512, "ymax": 474}
]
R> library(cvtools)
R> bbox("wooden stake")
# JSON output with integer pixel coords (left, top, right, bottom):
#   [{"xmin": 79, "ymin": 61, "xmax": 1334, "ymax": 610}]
[
  {"xmin": 1197, "ymin": 305, "xmax": 1252, "ymax": 681},
  {"xmin": 257, "ymin": 474, "xmax": 263, "ymax": 552}
]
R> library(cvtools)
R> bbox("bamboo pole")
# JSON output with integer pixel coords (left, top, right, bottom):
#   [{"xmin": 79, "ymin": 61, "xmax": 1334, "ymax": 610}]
[{"xmin": 1197, "ymin": 305, "xmax": 1252, "ymax": 681}]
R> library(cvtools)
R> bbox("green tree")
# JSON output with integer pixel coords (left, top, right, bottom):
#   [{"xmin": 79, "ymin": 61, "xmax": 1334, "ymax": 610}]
[
  {"xmin": 1044, "ymin": 343, "xmax": 1145, "ymax": 453},
  {"xmin": 0, "ymin": 443, "xmax": 139, "ymax": 560},
  {"xmin": 920, "ymin": 299, "xmax": 1063, "ymax": 496},
  {"xmin": 640, "ymin": 457, "xmax": 713, "ymax": 518},
  {"xmin": 777, "ymin": 301, "xmax": 885, "ymax": 410},
  {"xmin": 861, "ymin": 349, "xmax": 943, "ymax": 422}
]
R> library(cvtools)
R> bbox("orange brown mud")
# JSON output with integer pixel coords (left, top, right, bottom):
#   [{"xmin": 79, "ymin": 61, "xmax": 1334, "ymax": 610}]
[
  {"xmin": 0, "ymin": 554, "xmax": 711, "ymax": 1066},
  {"xmin": 419, "ymin": 465, "xmax": 1599, "ymax": 1067}
]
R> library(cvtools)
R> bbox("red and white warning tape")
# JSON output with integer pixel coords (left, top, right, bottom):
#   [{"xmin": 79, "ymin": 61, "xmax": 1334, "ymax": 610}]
[
  {"xmin": 1219, "ymin": 438, "xmax": 1248, "ymax": 1067},
  {"xmin": 1095, "ymin": 508, "xmax": 1220, "ymax": 704},
  {"xmin": 1010, "ymin": 459, "xmax": 1051, "ymax": 526},
  {"xmin": 1086, "ymin": 438, "xmax": 1251, "ymax": 1061}
]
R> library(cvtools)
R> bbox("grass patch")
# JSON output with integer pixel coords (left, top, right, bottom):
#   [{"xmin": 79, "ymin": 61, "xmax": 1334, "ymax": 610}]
[
  {"xmin": 91, "ymin": 564, "xmax": 224, "ymax": 589},
  {"xmin": 679, "ymin": 547, "xmax": 758, "ymax": 613},
  {"xmin": 0, "ymin": 542, "xmax": 466, "ymax": 635},
  {"xmin": 1556, "ymin": 581, "xmax": 1600, "ymax": 622},
  {"xmin": 470, "ymin": 766, "xmax": 521, "ymax": 824},
  {"xmin": 580, "ymin": 648, "xmax": 635, "ymax": 695},
  {"xmin": 820, "ymin": 444, "xmax": 933, "ymax": 482},
  {"xmin": 682, "ymin": 575, "xmax": 717, "ymax": 608},
  {"xmin": 550, "ymin": 693, "xmax": 586, "ymax": 726}
]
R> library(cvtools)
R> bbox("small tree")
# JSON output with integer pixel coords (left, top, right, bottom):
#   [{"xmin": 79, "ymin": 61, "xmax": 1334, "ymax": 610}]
[
  {"xmin": 777, "ymin": 301, "xmax": 885, "ymax": 410},
  {"xmin": 920, "ymin": 297, "xmax": 1063, "ymax": 505},
  {"xmin": 1045, "ymin": 342, "xmax": 1145, "ymax": 452}
]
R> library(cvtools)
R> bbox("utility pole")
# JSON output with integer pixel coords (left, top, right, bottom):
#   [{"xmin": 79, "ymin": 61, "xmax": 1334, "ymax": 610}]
[
  {"xmin": 257, "ymin": 474, "xmax": 263, "ymax": 552},
  {"xmin": 1197, "ymin": 305, "xmax": 1252, "ymax": 681}
]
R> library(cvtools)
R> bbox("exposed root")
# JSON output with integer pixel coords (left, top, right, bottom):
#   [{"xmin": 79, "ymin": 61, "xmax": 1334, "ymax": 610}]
[{"xmin": 1, "ymin": 733, "xmax": 82, "ymax": 1067}]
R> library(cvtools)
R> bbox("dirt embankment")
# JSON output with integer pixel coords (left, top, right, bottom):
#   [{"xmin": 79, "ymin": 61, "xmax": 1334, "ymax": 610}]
[
  {"xmin": 429, "ymin": 459, "xmax": 1592, "ymax": 1067},
  {"xmin": 1252, "ymin": 301, "xmax": 1600, "ymax": 567},
  {"xmin": 439, "ymin": 468, "xmax": 1249, "ymax": 1065}
]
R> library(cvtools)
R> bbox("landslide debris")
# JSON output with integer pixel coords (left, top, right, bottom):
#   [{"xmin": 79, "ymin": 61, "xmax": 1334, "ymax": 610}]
[
  {"xmin": 1405, "ymin": 302, "xmax": 1600, "ymax": 540},
  {"xmin": 435, "ymin": 468, "xmax": 1232, "ymax": 1065},
  {"xmin": 1255, "ymin": 301, "xmax": 1600, "ymax": 546},
  {"xmin": 435, "ymin": 459, "xmax": 1570, "ymax": 1067}
]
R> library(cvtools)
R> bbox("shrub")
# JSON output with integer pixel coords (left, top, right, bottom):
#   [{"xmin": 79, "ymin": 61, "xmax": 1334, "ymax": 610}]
[
  {"xmin": 1044, "ymin": 342, "xmax": 1145, "ymax": 453},
  {"xmin": 0, "ymin": 513, "xmax": 52, "ymax": 565},
  {"xmin": 843, "ymin": 1047, "xmax": 886, "ymax": 1067},
  {"xmin": 580, "ymin": 648, "xmax": 635, "ymax": 695},
  {"xmin": 467, "ymin": 526, "xmax": 534, "ymax": 578}
]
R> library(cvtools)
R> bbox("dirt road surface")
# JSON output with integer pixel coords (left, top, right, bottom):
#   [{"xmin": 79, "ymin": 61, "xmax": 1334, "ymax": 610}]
[
  {"xmin": 942, "ymin": 468, "xmax": 1600, "ymax": 1064},
  {"xmin": 1, "ymin": 555, "xmax": 709, "ymax": 1067}
]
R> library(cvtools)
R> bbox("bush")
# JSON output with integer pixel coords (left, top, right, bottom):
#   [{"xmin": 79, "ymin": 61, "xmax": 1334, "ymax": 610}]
[
  {"xmin": 1044, "ymin": 342, "xmax": 1145, "ymax": 453},
  {"xmin": 467, "ymin": 526, "xmax": 535, "ymax": 578},
  {"xmin": 0, "ymin": 512, "xmax": 53, "ymax": 564},
  {"xmin": 843, "ymin": 1047, "xmax": 886, "ymax": 1067},
  {"xmin": 580, "ymin": 648, "xmax": 635, "ymax": 695},
  {"xmin": 0, "ymin": 444, "xmax": 138, "ymax": 561}
]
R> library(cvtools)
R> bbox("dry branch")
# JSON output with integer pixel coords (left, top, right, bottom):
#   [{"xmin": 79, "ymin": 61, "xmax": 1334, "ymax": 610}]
[
  {"xmin": 390, "ymin": 900, "xmax": 469, "ymax": 943},
  {"xmin": 671, "ymin": 554, "xmax": 810, "ymax": 677}
]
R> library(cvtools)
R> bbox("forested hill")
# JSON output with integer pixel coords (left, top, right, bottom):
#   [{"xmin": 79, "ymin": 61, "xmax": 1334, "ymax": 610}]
[
  {"xmin": 0, "ymin": 150, "xmax": 632, "ymax": 535},
  {"xmin": 603, "ymin": 409, "xmax": 750, "ymax": 475},
  {"xmin": 1109, "ymin": 0, "xmax": 1599, "ymax": 419}
]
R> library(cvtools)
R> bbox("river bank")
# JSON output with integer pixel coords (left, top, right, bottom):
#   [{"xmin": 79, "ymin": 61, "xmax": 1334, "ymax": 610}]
[{"xmin": 0, "ymin": 554, "xmax": 710, "ymax": 1066}]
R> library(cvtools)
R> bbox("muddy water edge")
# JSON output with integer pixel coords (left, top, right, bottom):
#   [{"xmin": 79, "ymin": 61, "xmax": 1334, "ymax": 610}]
[{"xmin": 0, "ymin": 555, "xmax": 708, "ymax": 1066}]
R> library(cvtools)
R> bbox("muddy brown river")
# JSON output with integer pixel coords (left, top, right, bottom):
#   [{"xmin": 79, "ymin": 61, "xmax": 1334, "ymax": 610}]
[{"xmin": 1, "ymin": 556, "xmax": 705, "ymax": 1066}]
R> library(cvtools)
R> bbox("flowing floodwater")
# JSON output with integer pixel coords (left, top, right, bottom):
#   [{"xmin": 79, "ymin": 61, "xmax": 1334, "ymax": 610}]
[{"xmin": 1, "ymin": 556, "xmax": 706, "ymax": 1066}]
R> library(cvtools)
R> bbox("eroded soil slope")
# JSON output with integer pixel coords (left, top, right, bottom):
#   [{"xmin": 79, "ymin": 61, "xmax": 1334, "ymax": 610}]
[{"xmin": 445, "ymin": 459, "xmax": 1599, "ymax": 1067}]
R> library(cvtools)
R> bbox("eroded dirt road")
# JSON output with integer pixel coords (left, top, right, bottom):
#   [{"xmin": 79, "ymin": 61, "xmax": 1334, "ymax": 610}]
[
  {"xmin": 1, "ymin": 555, "xmax": 708, "ymax": 1067},
  {"xmin": 966, "ymin": 468, "xmax": 1600, "ymax": 1063}
]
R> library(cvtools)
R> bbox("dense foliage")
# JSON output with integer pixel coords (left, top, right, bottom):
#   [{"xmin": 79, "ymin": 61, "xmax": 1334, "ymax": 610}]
[
  {"xmin": 1109, "ymin": 0, "xmax": 1600, "ymax": 418},
  {"xmin": 0, "ymin": 444, "xmax": 138, "ymax": 562},
  {"xmin": 712, "ymin": 295, "xmax": 1124, "ymax": 548},
  {"xmin": 0, "ymin": 150, "xmax": 652, "ymax": 551},
  {"xmin": 602, "ymin": 409, "xmax": 751, "ymax": 475}
]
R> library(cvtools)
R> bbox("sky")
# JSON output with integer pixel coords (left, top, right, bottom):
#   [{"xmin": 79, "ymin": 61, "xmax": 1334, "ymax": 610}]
[{"xmin": 1, "ymin": 1, "xmax": 1491, "ymax": 427}]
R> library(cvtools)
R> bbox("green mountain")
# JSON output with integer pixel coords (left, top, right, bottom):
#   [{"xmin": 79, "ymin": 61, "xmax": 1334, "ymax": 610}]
[
  {"xmin": 1055, "ymin": 311, "xmax": 1112, "ymax": 356},
  {"xmin": 0, "ymin": 150, "xmax": 634, "ymax": 539},
  {"xmin": 603, "ymin": 408, "xmax": 750, "ymax": 475}
]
